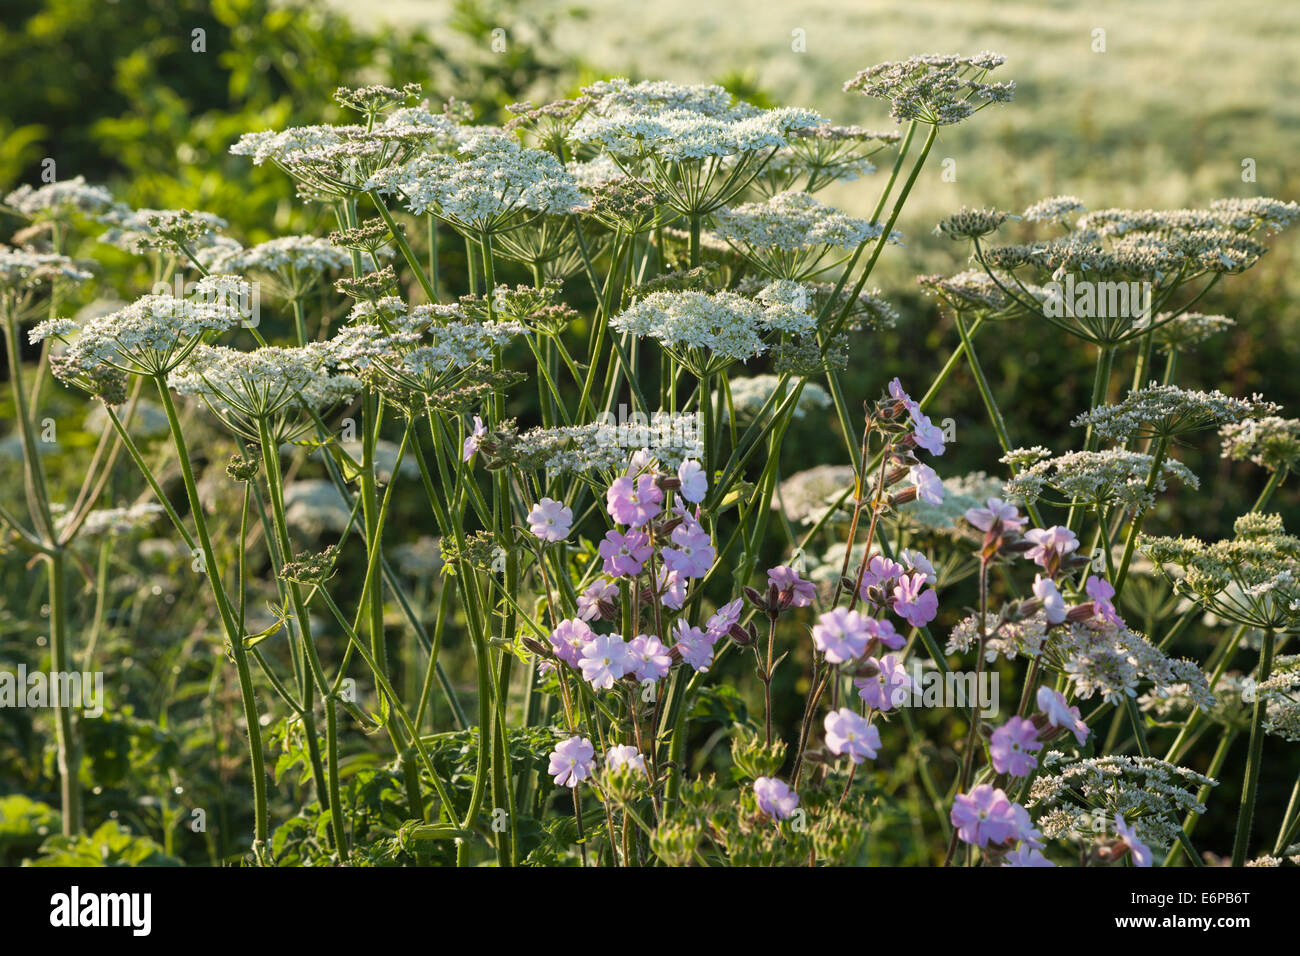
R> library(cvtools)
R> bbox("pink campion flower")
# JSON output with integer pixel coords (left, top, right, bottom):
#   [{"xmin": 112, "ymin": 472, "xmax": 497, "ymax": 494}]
[
  {"xmin": 655, "ymin": 566, "xmax": 687, "ymax": 609},
  {"xmin": 768, "ymin": 565, "xmax": 816, "ymax": 608},
  {"xmin": 964, "ymin": 497, "xmax": 1025, "ymax": 532},
  {"xmin": 661, "ymin": 523, "xmax": 715, "ymax": 579},
  {"xmin": 867, "ymin": 616, "xmax": 906, "ymax": 651},
  {"xmin": 900, "ymin": 548, "xmax": 937, "ymax": 584},
  {"xmin": 1113, "ymin": 814, "xmax": 1152, "ymax": 867},
  {"xmin": 1010, "ymin": 803, "xmax": 1045, "ymax": 849},
  {"xmin": 854, "ymin": 653, "xmax": 912, "ymax": 711},
  {"xmin": 990, "ymin": 716, "xmax": 1043, "ymax": 777},
  {"xmin": 908, "ymin": 463, "xmax": 945, "ymax": 505},
  {"xmin": 677, "ymin": 459, "xmax": 707, "ymax": 504},
  {"xmin": 860, "ymin": 553, "xmax": 905, "ymax": 592},
  {"xmin": 579, "ymin": 634, "xmax": 634, "ymax": 690},
  {"xmin": 625, "ymin": 448, "xmax": 653, "ymax": 476},
  {"xmin": 823, "ymin": 707, "xmax": 882, "ymax": 764},
  {"xmin": 1033, "ymin": 574, "xmax": 1067, "ymax": 624},
  {"xmin": 576, "ymin": 578, "xmax": 618, "ymax": 621},
  {"xmin": 605, "ymin": 744, "xmax": 646, "ymax": 774},
  {"xmin": 705, "ymin": 598, "xmax": 744, "ymax": 642},
  {"xmin": 526, "ymin": 497, "xmax": 573, "ymax": 542},
  {"xmin": 911, "ymin": 412, "xmax": 947, "ymax": 456},
  {"xmin": 462, "ymin": 415, "xmax": 487, "ymax": 462},
  {"xmin": 888, "ymin": 377, "xmax": 921, "ymax": 419},
  {"xmin": 950, "ymin": 784, "xmax": 1018, "ymax": 847},
  {"xmin": 1036, "ymin": 686, "xmax": 1091, "ymax": 745},
  {"xmin": 812, "ymin": 607, "xmax": 873, "ymax": 663},
  {"xmin": 753, "ymin": 777, "xmax": 800, "ymax": 821},
  {"xmin": 548, "ymin": 736, "xmax": 595, "ymax": 788},
  {"xmin": 1086, "ymin": 575, "xmax": 1124, "ymax": 626},
  {"xmin": 673, "ymin": 620, "xmax": 715, "ymax": 672},
  {"xmin": 599, "ymin": 528, "xmax": 652, "ymax": 577},
  {"xmin": 549, "ymin": 618, "xmax": 595, "ymax": 668},
  {"xmin": 1004, "ymin": 845, "xmax": 1054, "ymax": 867},
  {"xmin": 606, "ymin": 473, "xmax": 663, "ymax": 527},
  {"xmin": 892, "ymin": 572, "xmax": 939, "ymax": 627},
  {"xmin": 628, "ymin": 633, "xmax": 672, "ymax": 682},
  {"xmin": 1023, "ymin": 525, "xmax": 1079, "ymax": 569}
]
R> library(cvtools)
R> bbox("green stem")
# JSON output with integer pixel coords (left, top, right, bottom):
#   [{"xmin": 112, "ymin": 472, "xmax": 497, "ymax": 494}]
[{"xmin": 1232, "ymin": 627, "xmax": 1275, "ymax": 866}]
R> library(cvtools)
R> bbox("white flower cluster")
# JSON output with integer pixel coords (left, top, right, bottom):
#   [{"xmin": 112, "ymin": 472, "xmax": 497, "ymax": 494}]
[
  {"xmin": 1074, "ymin": 385, "xmax": 1277, "ymax": 441},
  {"xmin": 713, "ymin": 191, "xmax": 882, "ymax": 252},
  {"xmin": 1002, "ymin": 446, "xmax": 1198, "ymax": 514},
  {"xmin": 1153, "ymin": 311, "xmax": 1234, "ymax": 352},
  {"xmin": 569, "ymin": 105, "xmax": 824, "ymax": 163},
  {"xmin": 1021, "ymin": 195, "xmax": 1086, "ymax": 225},
  {"xmin": 1255, "ymin": 654, "xmax": 1300, "ymax": 742},
  {"xmin": 59, "ymin": 502, "xmax": 164, "ymax": 538},
  {"xmin": 772, "ymin": 464, "xmax": 856, "ymax": 527},
  {"xmin": 201, "ymin": 235, "xmax": 352, "ymax": 275},
  {"xmin": 1029, "ymin": 753, "xmax": 1216, "ymax": 852},
  {"xmin": 610, "ymin": 287, "xmax": 816, "ymax": 364},
  {"xmin": 367, "ymin": 133, "xmax": 586, "ymax": 229},
  {"xmin": 97, "ymin": 207, "xmax": 228, "ymax": 255},
  {"xmin": 843, "ymin": 52, "xmax": 1014, "ymax": 125},
  {"xmin": 0, "ymin": 246, "xmax": 92, "ymax": 290},
  {"xmin": 1220, "ymin": 416, "xmax": 1300, "ymax": 473},
  {"xmin": 581, "ymin": 79, "xmax": 735, "ymax": 118},
  {"xmin": 43, "ymin": 278, "xmax": 248, "ymax": 380},
  {"xmin": 513, "ymin": 415, "xmax": 703, "ymax": 475},
  {"xmin": 4, "ymin": 176, "xmax": 115, "ymax": 220}
]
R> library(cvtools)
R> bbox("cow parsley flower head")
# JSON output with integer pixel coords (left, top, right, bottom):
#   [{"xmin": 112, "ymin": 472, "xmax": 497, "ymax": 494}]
[
  {"xmin": 1074, "ymin": 385, "xmax": 1276, "ymax": 442},
  {"xmin": 1021, "ymin": 195, "xmax": 1086, "ymax": 226},
  {"xmin": 367, "ymin": 133, "xmax": 586, "ymax": 232},
  {"xmin": 1144, "ymin": 513, "xmax": 1300, "ymax": 629},
  {"xmin": 1028, "ymin": 753, "xmax": 1215, "ymax": 853},
  {"xmin": 0, "ymin": 246, "xmax": 92, "ymax": 296},
  {"xmin": 167, "ymin": 342, "xmax": 360, "ymax": 441},
  {"xmin": 609, "ymin": 287, "xmax": 816, "ymax": 374},
  {"xmin": 1221, "ymin": 416, "xmax": 1300, "ymax": 473},
  {"xmin": 844, "ymin": 52, "xmax": 1014, "ymax": 126},
  {"xmin": 712, "ymin": 191, "xmax": 888, "ymax": 279},
  {"xmin": 1003, "ymin": 446, "xmax": 1198, "ymax": 514},
  {"xmin": 201, "ymin": 235, "xmax": 353, "ymax": 297},
  {"xmin": 934, "ymin": 206, "xmax": 1010, "ymax": 241},
  {"xmin": 4, "ymin": 176, "xmax": 115, "ymax": 221},
  {"xmin": 98, "ymin": 207, "xmax": 228, "ymax": 255},
  {"xmin": 1153, "ymin": 311, "xmax": 1234, "ymax": 353}
]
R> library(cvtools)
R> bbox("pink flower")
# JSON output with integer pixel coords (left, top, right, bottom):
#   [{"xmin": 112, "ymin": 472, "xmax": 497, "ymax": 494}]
[
  {"xmin": 892, "ymin": 572, "xmax": 938, "ymax": 627},
  {"xmin": 599, "ymin": 528, "xmax": 652, "ymax": 577},
  {"xmin": 661, "ymin": 523, "xmax": 714, "ymax": 578},
  {"xmin": 989, "ymin": 716, "xmax": 1043, "ymax": 777},
  {"xmin": 1023, "ymin": 525, "xmax": 1079, "ymax": 569},
  {"xmin": 823, "ymin": 707, "xmax": 882, "ymax": 764},
  {"xmin": 768, "ymin": 565, "xmax": 816, "ymax": 608},
  {"xmin": 677, "ymin": 459, "xmax": 707, "ymax": 504},
  {"xmin": 673, "ymin": 620, "xmax": 714, "ymax": 672},
  {"xmin": 705, "ymin": 598, "xmax": 744, "ymax": 642},
  {"xmin": 1004, "ymin": 846, "xmax": 1054, "ymax": 867},
  {"xmin": 868, "ymin": 616, "xmax": 906, "ymax": 650},
  {"xmin": 526, "ymin": 497, "xmax": 573, "ymax": 542},
  {"xmin": 909, "ymin": 463, "xmax": 945, "ymax": 504},
  {"xmin": 606, "ymin": 473, "xmax": 663, "ymax": 527},
  {"xmin": 1113, "ymin": 814, "xmax": 1152, "ymax": 867},
  {"xmin": 579, "ymin": 634, "xmax": 634, "ymax": 690},
  {"xmin": 859, "ymin": 553, "xmax": 905, "ymax": 594},
  {"xmin": 753, "ymin": 777, "xmax": 800, "ymax": 821},
  {"xmin": 1033, "ymin": 574, "xmax": 1067, "ymax": 624},
  {"xmin": 911, "ymin": 412, "xmax": 947, "ymax": 456},
  {"xmin": 654, "ymin": 566, "xmax": 687, "ymax": 609},
  {"xmin": 889, "ymin": 378, "xmax": 921, "ymax": 418},
  {"xmin": 950, "ymin": 784, "xmax": 1018, "ymax": 847},
  {"xmin": 1086, "ymin": 575, "xmax": 1124, "ymax": 626},
  {"xmin": 605, "ymin": 745, "xmax": 646, "ymax": 774},
  {"xmin": 900, "ymin": 548, "xmax": 937, "ymax": 584},
  {"xmin": 1036, "ymin": 687, "xmax": 1090, "ymax": 745},
  {"xmin": 548, "ymin": 735, "xmax": 595, "ymax": 787},
  {"xmin": 548, "ymin": 618, "xmax": 594, "ymax": 668},
  {"xmin": 628, "ymin": 633, "xmax": 672, "ymax": 682},
  {"xmin": 462, "ymin": 415, "xmax": 487, "ymax": 462},
  {"xmin": 964, "ymin": 497, "xmax": 1025, "ymax": 532},
  {"xmin": 576, "ymin": 578, "xmax": 618, "ymax": 622},
  {"xmin": 812, "ymin": 607, "xmax": 872, "ymax": 663},
  {"xmin": 854, "ymin": 653, "xmax": 912, "ymax": 711}
]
